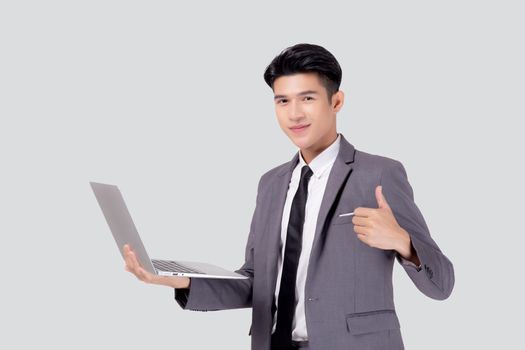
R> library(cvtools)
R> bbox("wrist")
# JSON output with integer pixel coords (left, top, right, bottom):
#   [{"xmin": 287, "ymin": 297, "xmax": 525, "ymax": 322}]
[
  {"xmin": 395, "ymin": 228, "xmax": 412, "ymax": 259},
  {"xmin": 395, "ymin": 228, "xmax": 421, "ymax": 266},
  {"xmin": 181, "ymin": 277, "xmax": 191, "ymax": 289},
  {"xmin": 170, "ymin": 277, "xmax": 190, "ymax": 289}
]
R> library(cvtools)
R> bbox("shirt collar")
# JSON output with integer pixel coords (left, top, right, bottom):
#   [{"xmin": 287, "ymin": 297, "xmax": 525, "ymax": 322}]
[{"xmin": 297, "ymin": 133, "xmax": 341, "ymax": 180}]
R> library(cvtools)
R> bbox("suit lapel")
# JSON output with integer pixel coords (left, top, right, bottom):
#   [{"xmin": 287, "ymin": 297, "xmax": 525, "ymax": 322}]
[
  {"xmin": 264, "ymin": 152, "xmax": 298, "ymax": 296},
  {"xmin": 310, "ymin": 140, "xmax": 355, "ymax": 257}
]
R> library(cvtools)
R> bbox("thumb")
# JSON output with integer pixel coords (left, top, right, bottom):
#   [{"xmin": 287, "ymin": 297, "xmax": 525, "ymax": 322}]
[{"xmin": 375, "ymin": 185, "xmax": 391, "ymax": 210}]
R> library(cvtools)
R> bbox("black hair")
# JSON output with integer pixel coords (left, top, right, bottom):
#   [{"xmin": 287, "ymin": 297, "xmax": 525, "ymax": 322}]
[{"xmin": 263, "ymin": 43, "xmax": 342, "ymax": 102}]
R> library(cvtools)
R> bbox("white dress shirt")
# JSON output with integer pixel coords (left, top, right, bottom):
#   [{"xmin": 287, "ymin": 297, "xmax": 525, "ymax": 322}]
[
  {"xmin": 271, "ymin": 133, "xmax": 342, "ymax": 341},
  {"xmin": 271, "ymin": 133, "xmax": 420, "ymax": 341}
]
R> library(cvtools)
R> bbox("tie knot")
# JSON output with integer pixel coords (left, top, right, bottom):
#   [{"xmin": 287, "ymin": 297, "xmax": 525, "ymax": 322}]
[{"xmin": 301, "ymin": 165, "xmax": 313, "ymax": 181}]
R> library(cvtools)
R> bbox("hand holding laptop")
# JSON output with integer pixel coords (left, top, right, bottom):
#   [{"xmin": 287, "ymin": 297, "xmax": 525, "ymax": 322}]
[
  {"xmin": 91, "ymin": 182, "xmax": 247, "ymax": 281},
  {"xmin": 123, "ymin": 244, "xmax": 191, "ymax": 289}
]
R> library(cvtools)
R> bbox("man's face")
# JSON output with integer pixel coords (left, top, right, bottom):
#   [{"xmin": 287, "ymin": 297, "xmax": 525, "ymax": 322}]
[{"xmin": 273, "ymin": 72, "xmax": 343, "ymax": 153}]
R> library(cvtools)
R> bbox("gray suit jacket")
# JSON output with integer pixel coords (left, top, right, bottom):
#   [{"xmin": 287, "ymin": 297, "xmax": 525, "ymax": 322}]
[{"xmin": 175, "ymin": 133, "xmax": 455, "ymax": 349}]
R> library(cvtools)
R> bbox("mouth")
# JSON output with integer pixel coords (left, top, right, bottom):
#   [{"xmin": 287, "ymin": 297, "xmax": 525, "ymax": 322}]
[{"xmin": 289, "ymin": 124, "xmax": 310, "ymax": 134}]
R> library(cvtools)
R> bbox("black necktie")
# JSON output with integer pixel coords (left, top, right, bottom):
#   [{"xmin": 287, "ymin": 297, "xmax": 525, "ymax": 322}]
[{"xmin": 272, "ymin": 165, "xmax": 314, "ymax": 349}]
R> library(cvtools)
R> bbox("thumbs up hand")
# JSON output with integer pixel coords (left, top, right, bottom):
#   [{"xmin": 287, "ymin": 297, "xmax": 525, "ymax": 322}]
[
  {"xmin": 375, "ymin": 184, "xmax": 391, "ymax": 211},
  {"xmin": 352, "ymin": 185, "xmax": 416, "ymax": 261}
]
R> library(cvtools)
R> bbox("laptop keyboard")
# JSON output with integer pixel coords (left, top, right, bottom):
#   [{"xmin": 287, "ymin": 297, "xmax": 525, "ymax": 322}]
[{"xmin": 152, "ymin": 259, "xmax": 205, "ymax": 274}]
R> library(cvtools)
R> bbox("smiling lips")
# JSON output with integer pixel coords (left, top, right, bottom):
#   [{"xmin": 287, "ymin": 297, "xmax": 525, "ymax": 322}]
[{"xmin": 290, "ymin": 124, "xmax": 310, "ymax": 133}]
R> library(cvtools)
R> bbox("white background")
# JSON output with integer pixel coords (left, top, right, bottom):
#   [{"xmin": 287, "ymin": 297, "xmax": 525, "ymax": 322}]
[{"xmin": 1, "ymin": 1, "xmax": 523, "ymax": 348}]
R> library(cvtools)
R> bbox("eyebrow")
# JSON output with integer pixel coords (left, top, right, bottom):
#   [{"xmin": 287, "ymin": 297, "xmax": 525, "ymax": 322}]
[{"xmin": 274, "ymin": 90, "xmax": 319, "ymax": 100}]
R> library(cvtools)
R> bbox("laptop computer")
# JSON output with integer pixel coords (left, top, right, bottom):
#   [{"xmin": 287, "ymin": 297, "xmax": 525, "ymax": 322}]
[{"xmin": 90, "ymin": 182, "xmax": 248, "ymax": 280}]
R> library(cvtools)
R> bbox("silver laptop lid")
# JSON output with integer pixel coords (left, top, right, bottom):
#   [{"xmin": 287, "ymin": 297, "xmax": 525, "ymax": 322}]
[{"xmin": 90, "ymin": 182, "xmax": 156, "ymax": 274}]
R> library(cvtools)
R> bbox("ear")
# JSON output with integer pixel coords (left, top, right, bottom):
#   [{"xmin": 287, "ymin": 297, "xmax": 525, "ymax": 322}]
[{"xmin": 332, "ymin": 90, "xmax": 344, "ymax": 111}]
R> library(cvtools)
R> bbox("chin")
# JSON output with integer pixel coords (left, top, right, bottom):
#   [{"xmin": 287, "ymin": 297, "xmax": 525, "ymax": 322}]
[{"xmin": 288, "ymin": 134, "xmax": 313, "ymax": 150}]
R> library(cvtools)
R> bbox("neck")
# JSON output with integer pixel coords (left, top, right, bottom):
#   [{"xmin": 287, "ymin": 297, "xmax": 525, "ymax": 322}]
[{"xmin": 300, "ymin": 131, "xmax": 338, "ymax": 164}]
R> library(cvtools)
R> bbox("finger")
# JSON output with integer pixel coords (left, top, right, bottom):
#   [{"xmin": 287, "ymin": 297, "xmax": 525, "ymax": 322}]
[
  {"xmin": 124, "ymin": 249, "xmax": 138, "ymax": 273},
  {"xmin": 135, "ymin": 266, "xmax": 145, "ymax": 280},
  {"xmin": 129, "ymin": 250, "xmax": 141, "ymax": 270},
  {"xmin": 137, "ymin": 266, "xmax": 154, "ymax": 283},
  {"xmin": 123, "ymin": 245, "xmax": 136, "ymax": 267},
  {"xmin": 123, "ymin": 258, "xmax": 133, "ymax": 274},
  {"xmin": 353, "ymin": 225, "xmax": 368, "ymax": 235},
  {"xmin": 375, "ymin": 185, "xmax": 391, "ymax": 211},
  {"xmin": 125, "ymin": 264, "xmax": 136, "ymax": 274},
  {"xmin": 356, "ymin": 232, "xmax": 368, "ymax": 244},
  {"xmin": 124, "ymin": 248, "xmax": 139, "ymax": 273},
  {"xmin": 123, "ymin": 248, "xmax": 134, "ymax": 269},
  {"xmin": 354, "ymin": 207, "xmax": 376, "ymax": 217},
  {"xmin": 352, "ymin": 216, "xmax": 371, "ymax": 227}
]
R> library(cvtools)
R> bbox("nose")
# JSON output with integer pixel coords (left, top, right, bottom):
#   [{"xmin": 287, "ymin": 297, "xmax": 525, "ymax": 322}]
[{"xmin": 289, "ymin": 100, "xmax": 305, "ymax": 121}]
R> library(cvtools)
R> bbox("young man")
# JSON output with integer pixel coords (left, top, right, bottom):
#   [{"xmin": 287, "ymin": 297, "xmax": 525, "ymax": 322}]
[{"xmin": 124, "ymin": 43, "xmax": 455, "ymax": 350}]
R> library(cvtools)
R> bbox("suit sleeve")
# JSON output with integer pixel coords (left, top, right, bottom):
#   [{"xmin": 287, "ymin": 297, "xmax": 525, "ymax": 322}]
[
  {"xmin": 381, "ymin": 160, "xmax": 455, "ymax": 300},
  {"xmin": 173, "ymin": 175, "xmax": 264, "ymax": 311}
]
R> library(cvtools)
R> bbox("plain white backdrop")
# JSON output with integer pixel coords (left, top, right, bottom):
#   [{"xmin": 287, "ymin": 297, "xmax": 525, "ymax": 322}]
[{"xmin": 1, "ymin": 1, "xmax": 523, "ymax": 348}]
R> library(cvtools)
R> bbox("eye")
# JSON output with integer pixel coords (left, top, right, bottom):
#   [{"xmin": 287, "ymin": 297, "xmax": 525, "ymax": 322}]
[
  {"xmin": 304, "ymin": 96, "xmax": 314, "ymax": 101},
  {"xmin": 277, "ymin": 99, "xmax": 288, "ymax": 104}
]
